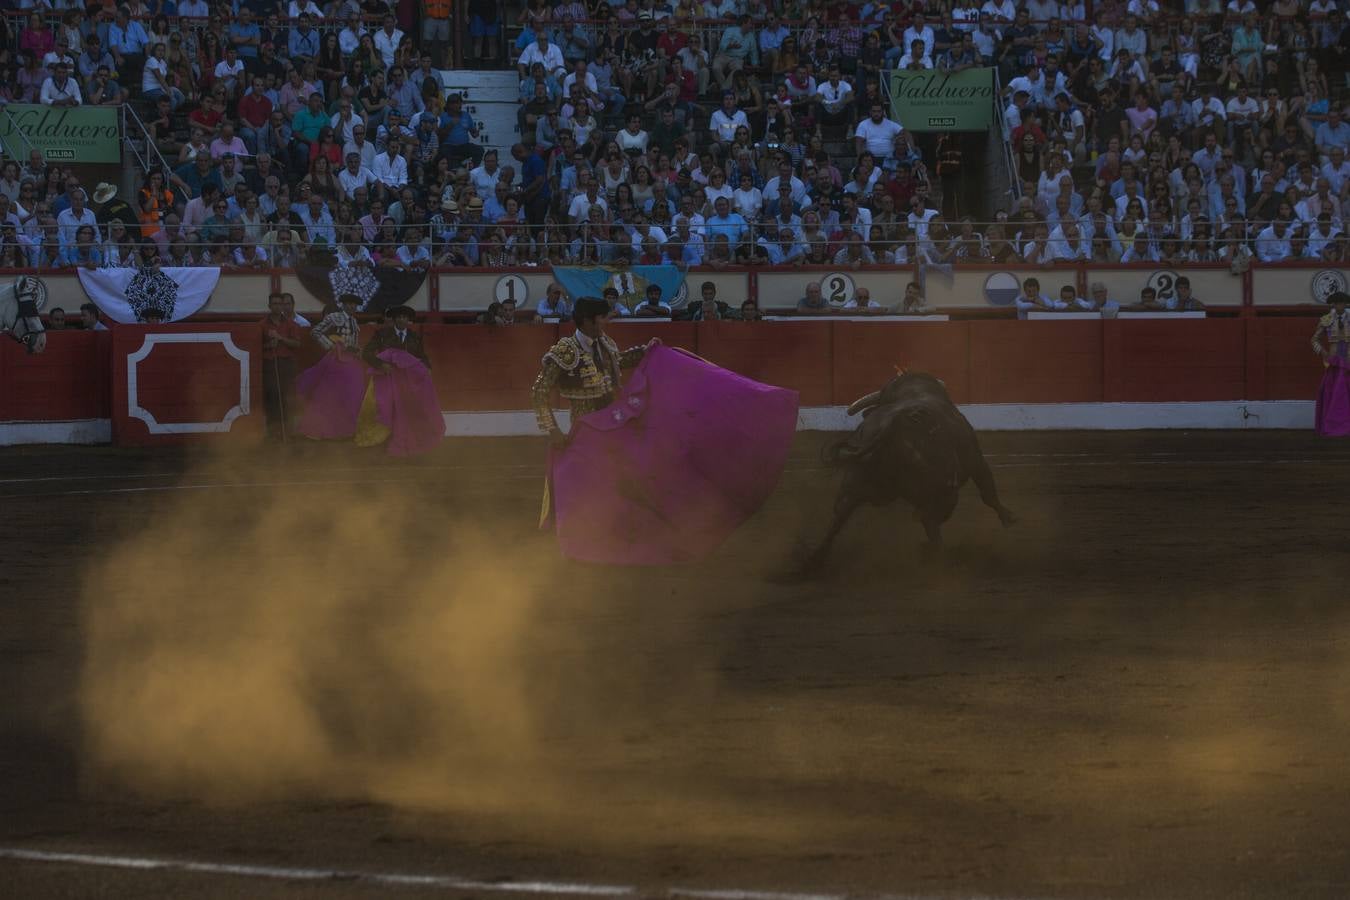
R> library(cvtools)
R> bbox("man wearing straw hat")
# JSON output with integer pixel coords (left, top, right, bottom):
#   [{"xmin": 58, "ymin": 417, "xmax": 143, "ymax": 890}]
[{"xmin": 92, "ymin": 183, "xmax": 136, "ymax": 231}]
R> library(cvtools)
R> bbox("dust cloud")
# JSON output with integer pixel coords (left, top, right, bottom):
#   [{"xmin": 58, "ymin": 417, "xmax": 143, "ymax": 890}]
[{"xmin": 74, "ymin": 452, "xmax": 824, "ymax": 847}]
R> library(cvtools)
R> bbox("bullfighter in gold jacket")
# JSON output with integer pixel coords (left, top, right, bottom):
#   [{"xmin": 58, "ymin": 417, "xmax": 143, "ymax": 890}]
[{"xmin": 531, "ymin": 296, "xmax": 650, "ymax": 446}]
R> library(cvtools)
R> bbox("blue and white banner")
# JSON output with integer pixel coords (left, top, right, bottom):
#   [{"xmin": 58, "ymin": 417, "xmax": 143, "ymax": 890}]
[
  {"xmin": 550, "ymin": 265, "xmax": 689, "ymax": 311},
  {"xmin": 78, "ymin": 267, "xmax": 221, "ymax": 324}
]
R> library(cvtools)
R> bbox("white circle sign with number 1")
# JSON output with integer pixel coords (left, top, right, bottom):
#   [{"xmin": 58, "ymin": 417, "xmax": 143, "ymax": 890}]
[{"xmin": 493, "ymin": 274, "xmax": 529, "ymax": 306}]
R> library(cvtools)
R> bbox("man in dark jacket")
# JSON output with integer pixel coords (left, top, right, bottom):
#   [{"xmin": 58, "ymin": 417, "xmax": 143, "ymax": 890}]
[{"xmin": 363, "ymin": 305, "xmax": 429, "ymax": 372}]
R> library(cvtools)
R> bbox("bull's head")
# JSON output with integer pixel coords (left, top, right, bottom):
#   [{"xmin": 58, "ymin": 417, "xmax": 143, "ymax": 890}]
[{"xmin": 847, "ymin": 371, "xmax": 949, "ymax": 417}]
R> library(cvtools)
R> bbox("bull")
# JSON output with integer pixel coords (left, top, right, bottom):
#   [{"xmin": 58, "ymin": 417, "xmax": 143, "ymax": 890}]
[{"xmin": 799, "ymin": 371, "xmax": 1016, "ymax": 573}]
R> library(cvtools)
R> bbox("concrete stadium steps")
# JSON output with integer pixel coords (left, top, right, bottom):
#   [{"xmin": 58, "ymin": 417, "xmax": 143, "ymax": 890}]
[{"xmin": 436, "ymin": 69, "xmax": 523, "ymax": 163}]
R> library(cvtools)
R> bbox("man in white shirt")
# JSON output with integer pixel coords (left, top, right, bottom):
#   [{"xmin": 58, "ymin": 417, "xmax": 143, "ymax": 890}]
[
  {"xmin": 338, "ymin": 13, "xmax": 366, "ymax": 56},
  {"xmin": 815, "ymin": 67, "xmax": 853, "ymax": 127},
  {"xmin": 567, "ymin": 177, "xmax": 608, "ymax": 226},
  {"xmin": 343, "ymin": 125, "xmax": 378, "ymax": 169},
  {"xmin": 1321, "ymin": 145, "xmax": 1350, "ymax": 195},
  {"xmin": 1192, "ymin": 131, "xmax": 1223, "ymax": 182},
  {"xmin": 1225, "ymin": 84, "xmax": 1259, "ymax": 155},
  {"xmin": 372, "ymin": 141, "xmax": 410, "ymax": 195},
  {"xmin": 374, "ymin": 14, "xmax": 404, "ymax": 70},
  {"xmin": 517, "ymin": 30, "xmax": 566, "ymax": 79},
  {"xmin": 56, "ymin": 191, "xmax": 99, "ymax": 249},
  {"xmin": 469, "ymin": 151, "xmax": 502, "ymax": 200},
  {"xmin": 330, "ymin": 99, "xmax": 364, "ymax": 146},
  {"xmin": 1191, "ymin": 85, "xmax": 1227, "ymax": 143},
  {"xmin": 709, "ymin": 92, "xmax": 749, "ymax": 145},
  {"xmin": 855, "ymin": 103, "xmax": 904, "ymax": 158},
  {"xmin": 338, "ymin": 152, "xmax": 378, "ymax": 200},
  {"xmin": 40, "ymin": 62, "xmax": 82, "ymax": 107},
  {"xmin": 1046, "ymin": 219, "xmax": 1090, "ymax": 260},
  {"xmin": 902, "ymin": 13, "xmax": 936, "ymax": 59},
  {"xmin": 1014, "ymin": 277, "xmax": 1067, "ymax": 317},
  {"xmin": 762, "ymin": 160, "xmax": 807, "ymax": 204}
]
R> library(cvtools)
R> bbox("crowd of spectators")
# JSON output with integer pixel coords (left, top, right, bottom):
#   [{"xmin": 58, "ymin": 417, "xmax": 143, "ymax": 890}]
[{"xmin": 0, "ymin": 0, "xmax": 1347, "ymax": 277}]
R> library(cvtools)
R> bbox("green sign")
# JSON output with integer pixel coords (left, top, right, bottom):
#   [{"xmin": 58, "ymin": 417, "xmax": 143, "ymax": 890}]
[
  {"xmin": 0, "ymin": 105, "xmax": 121, "ymax": 163},
  {"xmin": 888, "ymin": 68, "xmax": 995, "ymax": 132}
]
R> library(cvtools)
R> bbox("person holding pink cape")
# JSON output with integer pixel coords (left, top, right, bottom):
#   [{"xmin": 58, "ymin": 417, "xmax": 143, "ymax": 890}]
[
  {"xmin": 356, "ymin": 306, "xmax": 444, "ymax": 457},
  {"xmin": 296, "ymin": 294, "xmax": 368, "ymax": 440},
  {"xmin": 531, "ymin": 296, "xmax": 799, "ymax": 565},
  {"xmin": 1312, "ymin": 290, "xmax": 1350, "ymax": 438}
]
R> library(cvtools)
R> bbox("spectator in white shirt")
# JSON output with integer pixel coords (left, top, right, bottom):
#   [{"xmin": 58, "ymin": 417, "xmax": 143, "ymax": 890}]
[
  {"xmin": 902, "ymin": 13, "xmax": 936, "ymax": 59},
  {"xmin": 1225, "ymin": 84, "xmax": 1259, "ymax": 155},
  {"xmin": 395, "ymin": 226, "xmax": 432, "ymax": 270},
  {"xmin": 339, "ymin": 152, "xmax": 378, "ymax": 200},
  {"xmin": 214, "ymin": 46, "xmax": 246, "ymax": 98},
  {"xmin": 372, "ymin": 141, "xmax": 409, "ymax": 195},
  {"xmin": 815, "ymin": 67, "xmax": 853, "ymax": 127},
  {"xmin": 517, "ymin": 30, "xmax": 566, "ymax": 78},
  {"xmin": 855, "ymin": 103, "xmax": 904, "ymax": 158},
  {"xmin": 374, "ymin": 15, "xmax": 404, "ymax": 70},
  {"xmin": 709, "ymin": 92, "xmax": 749, "ymax": 145},
  {"xmin": 1255, "ymin": 220, "xmax": 1296, "ymax": 261},
  {"xmin": 56, "ymin": 191, "xmax": 99, "ymax": 248},
  {"xmin": 40, "ymin": 62, "xmax": 82, "ymax": 107},
  {"xmin": 1014, "ymin": 277, "xmax": 1068, "ymax": 317}
]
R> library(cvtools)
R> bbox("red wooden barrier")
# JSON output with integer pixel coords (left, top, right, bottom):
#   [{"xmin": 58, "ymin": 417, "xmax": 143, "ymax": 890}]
[
  {"xmin": 695, "ymin": 321, "xmax": 834, "ymax": 406},
  {"xmin": 830, "ymin": 321, "xmax": 972, "ymax": 405},
  {"xmin": 2, "ymin": 317, "xmax": 1334, "ymax": 445},
  {"xmin": 110, "ymin": 325, "xmax": 263, "ymax": 447},
  {"xmin": 1104, "ymin": 319, "xmax": 1248, "ymax": 402},
  {"xmin": 967, "ymin": 321, "xmax": 1104, "ymax": 404},
  {"xmin": 0, "ymin": 330, "xmax": 109, "ymax": 421}
]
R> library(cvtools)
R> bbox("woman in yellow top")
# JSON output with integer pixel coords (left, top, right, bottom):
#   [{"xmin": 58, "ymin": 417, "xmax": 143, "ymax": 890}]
[{"xmin": 1312, "ymin": 290, "xmax": 1350, "ymax": 437}]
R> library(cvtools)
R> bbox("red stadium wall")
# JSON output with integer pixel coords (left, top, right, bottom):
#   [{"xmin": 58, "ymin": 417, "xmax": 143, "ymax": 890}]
[{"xmin": 0, "ymin": 318, "xmax": 1327, "ymax": 445}]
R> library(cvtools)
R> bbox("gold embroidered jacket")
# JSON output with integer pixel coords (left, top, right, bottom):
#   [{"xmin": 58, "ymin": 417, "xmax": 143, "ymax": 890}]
[
  {"xmin": 531, "ymin": 333, "xmax": 646, "ymax": 434},
  {"xmin": 1313, "ymin": 309, "xmax": 1350, "ymax": 363}
]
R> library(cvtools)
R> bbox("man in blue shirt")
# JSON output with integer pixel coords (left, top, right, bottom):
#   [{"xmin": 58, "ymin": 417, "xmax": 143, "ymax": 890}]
[
  {"xmin": 704, "ymin": 196, "xmax": 749, "ymax": 251},
  {"xmin": 512, "ymin": 141, "xmax": 550, "ymax": 224},
  {"xmin": 229, "ymin": 7, "xmax": 262, "ymax": 59},
  {"xmin": 287, "ymin": 13, "xmax": 321, "ymax": 63},
  {"xmin": 443, "ymin": 94, "xmax": 484, "ymax": 166},
  {"xmin": 107, "ymin": 6, "xmax": 149, "ymax": 76}
]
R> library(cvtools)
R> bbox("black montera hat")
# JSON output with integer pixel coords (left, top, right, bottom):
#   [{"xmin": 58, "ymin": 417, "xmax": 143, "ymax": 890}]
[
  {"xmin": 572, "ymin": 296, "xmax": 610, "ymax": 325},
  {"xmin": 1327, "ymin": 291, "xmax": 1350, "ymax": 305},
  {"xmin": 387, "ymin": 305, "xmax": 416, "ymax": 319}
]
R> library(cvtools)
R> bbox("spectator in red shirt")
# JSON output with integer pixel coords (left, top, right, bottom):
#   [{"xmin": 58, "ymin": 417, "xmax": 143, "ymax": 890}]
[{"xmin": 237, "ymin": 75, "xmax": 274, "ymax": 156}]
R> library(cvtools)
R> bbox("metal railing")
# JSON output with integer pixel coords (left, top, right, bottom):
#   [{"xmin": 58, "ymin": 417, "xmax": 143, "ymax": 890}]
[
  {"xmin": 120, "ymin": 103, "xmax": 175, "ymax": 179},
  {"xmin": 0, "ymin": 105, "xmax": 40, "ymax": 164}
]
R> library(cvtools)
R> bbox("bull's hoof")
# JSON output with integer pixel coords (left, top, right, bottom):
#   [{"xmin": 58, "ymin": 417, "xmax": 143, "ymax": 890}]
[
  {"xmin": 919, "ymin": 541, "xmax": 943, "ymax": 564},
  {"xmin": 998, "ymin": 507, "xmax": 1018, "ymax": 528}
]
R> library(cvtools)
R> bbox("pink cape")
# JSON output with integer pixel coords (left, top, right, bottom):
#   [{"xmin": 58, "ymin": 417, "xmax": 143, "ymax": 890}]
[
  {"xmin": 295, "ymin": 348, "xmax": 368, "ymax": 439},
  {"xmin": 549, "ymin": 345, "xmax": 800, "ymax": 565},
  {"xmin": 1315, "ymin": 355, "xmax": 1350, "ymax": 437},
  {"xmin": 373, "ymin": 348, "xmax": 444, "ymax": 456}
]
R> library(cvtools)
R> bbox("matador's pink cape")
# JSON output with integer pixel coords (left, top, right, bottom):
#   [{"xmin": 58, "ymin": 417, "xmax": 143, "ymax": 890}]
[
  {"xmin": 372, "ymin": 348, "xmax": 444, "ymax": 456},
  {"xmin": 296, "ymin": 347, "xmax": 367, "ymax": 439},
  {"xmin": 549, "ymin": 345, "xmax": 799, "ymax": 565},
  {"xmin": 1315, "ymin": 355, "xmax": 1350, "ymax": 437}
]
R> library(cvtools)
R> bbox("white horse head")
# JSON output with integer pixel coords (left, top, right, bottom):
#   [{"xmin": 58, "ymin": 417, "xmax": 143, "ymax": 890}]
[{"xmin": 0, "ymin": 275, "xmax": 47, "ymax": 354}]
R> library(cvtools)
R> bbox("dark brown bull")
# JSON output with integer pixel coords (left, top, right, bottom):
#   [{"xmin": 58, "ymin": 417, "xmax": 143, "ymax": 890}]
[{"xmin": 800, "ymin": 371, "xmax": 1015, "ymax": 573}]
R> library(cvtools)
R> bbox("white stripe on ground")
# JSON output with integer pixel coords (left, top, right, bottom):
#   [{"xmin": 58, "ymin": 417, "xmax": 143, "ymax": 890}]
[
  {"xmin": 3, "ymin": 455, "xmax": 1350, "ymax": 500},
  {"xmin": 0, "ymin": 847, "xmax": 1045, "ymax": 900}
]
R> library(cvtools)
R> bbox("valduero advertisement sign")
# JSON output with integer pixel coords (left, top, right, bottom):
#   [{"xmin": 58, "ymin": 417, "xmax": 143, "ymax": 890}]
[
  {"xmin": 0, "ymin": 105, "xmax": 121, "ymax": 163},
  {"xmin": 888, "ymin": 68, "xmax": 996, "ymax": 133}
]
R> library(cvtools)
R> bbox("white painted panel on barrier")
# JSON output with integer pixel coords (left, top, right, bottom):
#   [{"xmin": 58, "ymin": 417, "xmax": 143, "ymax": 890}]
[
  {"xmin": 923, "ymin": 268, "xmax": 1071, "ymax": 310},
  {"xmin": 1251, "ymin": 266, "xmax": 1350, "ymax": 307},
  {"xmin": 757, "ymin": 268, "xmax": 916, "ymax": 310},
  {"xmin": 201, "ymin": 275, "xmax": 272, "ymax": 313},
  {"xmin": 1090, "ymin": 267, "xmax": 1242, "ymax": 308}
]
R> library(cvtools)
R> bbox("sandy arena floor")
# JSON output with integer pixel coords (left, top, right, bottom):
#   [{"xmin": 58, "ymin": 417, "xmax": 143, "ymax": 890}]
[{"xmin": 2, "ymin": 431, "xmax": 1350, "ymax": 900}]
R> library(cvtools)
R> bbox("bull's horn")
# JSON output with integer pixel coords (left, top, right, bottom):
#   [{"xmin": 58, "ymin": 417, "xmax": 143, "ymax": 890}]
[{"xmin": 847, "ymin": 391, "xmax": 882, "ymax": 416}]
